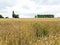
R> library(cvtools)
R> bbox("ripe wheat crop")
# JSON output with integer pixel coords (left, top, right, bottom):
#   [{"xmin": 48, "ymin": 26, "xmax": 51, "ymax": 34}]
[{"xmin": 0, "ymin": 18, "xmax": 60, "ymax": 45}]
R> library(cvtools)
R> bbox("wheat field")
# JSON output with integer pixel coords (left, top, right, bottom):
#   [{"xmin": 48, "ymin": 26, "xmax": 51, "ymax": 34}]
[{"xmin": 0, "ymin": 18, "xmax": 60, "ymax": 45}]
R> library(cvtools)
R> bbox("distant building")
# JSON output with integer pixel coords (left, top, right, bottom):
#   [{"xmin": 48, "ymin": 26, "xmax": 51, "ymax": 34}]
[{"xmin": 35, "ymin": 14, "xmax": 54, "ymax": 18}]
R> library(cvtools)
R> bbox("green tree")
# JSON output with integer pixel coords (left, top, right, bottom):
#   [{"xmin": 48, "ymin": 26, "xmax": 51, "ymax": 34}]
[
  {"xmin": 12, "ymin": 11, "xmax": 19, "ymax": 18},
  {"xmin": 0, "ymin": 15, "xmax": 4, "ymax": 18},
  {"xmin": 35, "ymin": 14, "xmax": 54, "ymax": 18},
  {"xmin": 5, "ymin": 17, "xmax": 9, "ymax": 18}
]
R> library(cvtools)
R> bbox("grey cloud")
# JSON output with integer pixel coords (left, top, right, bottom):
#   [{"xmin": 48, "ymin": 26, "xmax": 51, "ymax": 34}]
[
  {"xmin": 20, "ymin": 13, "xmax": 35, "ymax": 18},
  {"xmin": 22, "ymin": 6, "xmax": 30, "ymax": 9},
  {"xmin": 0, "ymin": 0, "xmax": 16, "ymax": 10},
  {"xmin": 0, "ymin": 0, "xmax": 17, "ymax": 17},
  {"xmin": 30, "ymin": 0, "xmax": 60, "ymax": 5}
]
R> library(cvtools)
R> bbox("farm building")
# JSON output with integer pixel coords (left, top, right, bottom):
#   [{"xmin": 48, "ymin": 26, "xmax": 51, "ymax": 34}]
[{"xmin": 35, "ymin": 14, "xmax": 54, "ymax": 18}]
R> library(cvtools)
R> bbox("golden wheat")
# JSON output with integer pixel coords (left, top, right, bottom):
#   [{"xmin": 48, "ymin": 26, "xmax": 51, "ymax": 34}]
[{"xmin": 0, "ymin": 18, "xmax": 60, "ymax": 45}]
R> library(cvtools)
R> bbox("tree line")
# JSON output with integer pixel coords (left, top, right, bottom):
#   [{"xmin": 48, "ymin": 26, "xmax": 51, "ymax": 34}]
[
  {"xmin": 0, "ymin": 11, "xmax": 19, "ymax": 18},
  {"xmin": 35, "ymin": 14, "xmax": 54, "ymax": 18},
  {"xmin": 0, "ymin": 11, "xmax": 54, "ymax": 18}
]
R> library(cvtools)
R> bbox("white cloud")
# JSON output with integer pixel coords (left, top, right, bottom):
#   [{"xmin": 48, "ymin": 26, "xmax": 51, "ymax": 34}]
[
  {"xmin": 0, "ymin": 0, "xmax": 60, "ymax": 18},
  {"xmin": 31, "ymin": 0, "xmax": 60, "ymax": 5}
]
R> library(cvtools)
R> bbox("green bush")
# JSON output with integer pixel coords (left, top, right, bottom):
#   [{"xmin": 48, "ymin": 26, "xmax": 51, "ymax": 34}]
[
  {"xmin": 42, "ymin": 29, "xmax": 49, "ymax": 37},
  {"xmin": 33, "ymin": 23, "xmax": 49, "ymax": 39},
  {"xmin": 33, "ymin": 23, "xmax": 42, "ymax": 39},
  {"xmin": 35, "ymin": 29, "xmax": 42, "ymax": 38}
]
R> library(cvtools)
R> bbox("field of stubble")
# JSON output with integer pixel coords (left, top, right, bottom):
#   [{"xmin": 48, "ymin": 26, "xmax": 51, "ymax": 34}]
[{"xmin": 0, "ymin": 18, "xmax": 60, "ymax": 45}]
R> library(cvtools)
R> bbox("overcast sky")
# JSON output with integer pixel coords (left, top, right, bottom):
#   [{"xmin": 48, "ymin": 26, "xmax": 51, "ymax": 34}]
[{"xmin": 0, "ymin": 0, "xmax": 60, "ymax": 18}]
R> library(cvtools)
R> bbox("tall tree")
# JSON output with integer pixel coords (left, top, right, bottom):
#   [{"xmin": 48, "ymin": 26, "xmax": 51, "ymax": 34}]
[
  {"xmin": 12, "ymin": 11, "xmax": 19, "ymax": 18},
  {"xmin": 0, "ymin": 15, "xmax": 4, "ymax": 18}
]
